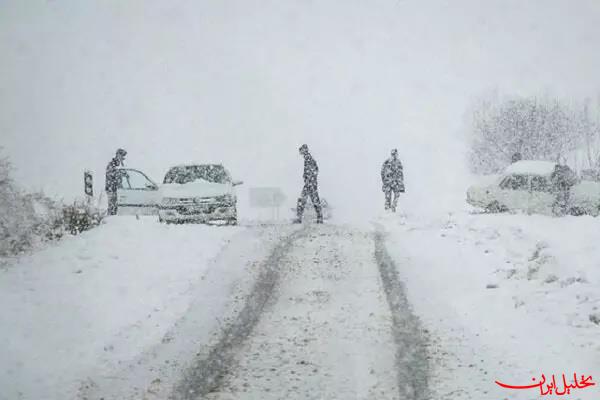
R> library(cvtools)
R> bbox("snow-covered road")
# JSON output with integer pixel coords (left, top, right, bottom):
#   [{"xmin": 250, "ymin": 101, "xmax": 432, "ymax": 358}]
[
  {"xmin": 0, "ymin": 218, "xmax": 431, "ymax": 400},
  {"xmin": 3, "ymin": 213, "xmax": 599, "ymax": 400},
  {"xmin": 0, "ymin": 218, "xmax": 300, "ymax": 400},
  {"xmin": 190, "ymin": 225, "xmax": 428, "ymax": 400}
]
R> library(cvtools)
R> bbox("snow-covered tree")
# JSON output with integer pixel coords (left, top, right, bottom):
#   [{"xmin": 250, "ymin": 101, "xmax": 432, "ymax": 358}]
[{"xmin": 467, "ymin": 94, "xmax": 598, "ymax": 173}]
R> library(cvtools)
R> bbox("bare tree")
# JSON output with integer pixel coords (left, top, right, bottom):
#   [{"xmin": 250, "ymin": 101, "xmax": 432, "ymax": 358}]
[{"xmin": 467, "ymin": 94, "xmax": 588, "ymax": 173}]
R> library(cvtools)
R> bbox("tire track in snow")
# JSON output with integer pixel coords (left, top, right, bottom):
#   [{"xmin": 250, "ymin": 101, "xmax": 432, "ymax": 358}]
[
  {"xmin": 172, "ymin": 227, "xmax": 308, "ymax": 399},
  {"xmin": 373, "ymin": 224, "xmax": 430, "ymax": 400},
  {"xmin": 201, "ymin": 225, "xmax": 407, "ymax": 399}
]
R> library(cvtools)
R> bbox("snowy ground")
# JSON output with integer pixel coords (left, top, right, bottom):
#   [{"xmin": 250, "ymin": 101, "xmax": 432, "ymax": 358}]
[
  {"xmin": 379, "ymin": 210, "xmax": 600, "ymax": 400},
  {"xmin": 0, "ymin": 217, "xmax": 291, "ymax": 400},
  {"xmin": 2, "ymin": 210, "xmax": 600, "ymax": 400},
  {"xmin": 203, "ymin": 225, "xmax": 423, "ymax": 400}
]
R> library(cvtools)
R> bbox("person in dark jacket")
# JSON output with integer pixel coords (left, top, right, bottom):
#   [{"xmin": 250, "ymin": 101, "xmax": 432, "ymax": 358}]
[
  {"xmin": 550, "ymin": 163, "xmax": 577, "ymax": 215},
  {"xmin": 105, "ymin": 148, "xmax": 127, "ymax": 215},
  {"xmin": 381, "ymin": 149, "xmax": 405, "ymax": 212},
  {"xmin": 294, "ymin": 144, "xmax": 323, "ymax": 223}
]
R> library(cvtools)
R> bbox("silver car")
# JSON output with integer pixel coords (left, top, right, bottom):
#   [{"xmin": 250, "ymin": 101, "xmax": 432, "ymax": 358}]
[
  {"xmin": 158, "ymin": 164, "xmax": 243, "ymax": 224},
  {"xmin": 467, "ymin": 160, "xmax": 600, "ymax": 216}
]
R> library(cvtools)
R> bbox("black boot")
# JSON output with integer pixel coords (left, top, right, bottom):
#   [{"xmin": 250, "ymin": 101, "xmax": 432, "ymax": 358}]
[
  {"xmin": 295, "ymin": 197, "xmax": 306, "ymax": 224},
  {"xmin": 315, "ymin": 206, "xmax": 324, "ymax": 224}
]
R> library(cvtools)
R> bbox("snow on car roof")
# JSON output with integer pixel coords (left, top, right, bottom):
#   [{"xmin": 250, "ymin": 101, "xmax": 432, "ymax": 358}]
[
  {"xmin": 504, "ymin": 160, "xmax": 557, "ymax": 176},
  {"xmin": 169, "ymin": 162, "xmax": 224, "ymax": 168}
]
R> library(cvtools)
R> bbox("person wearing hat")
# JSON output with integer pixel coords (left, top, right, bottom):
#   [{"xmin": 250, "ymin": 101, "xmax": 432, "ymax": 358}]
[
  {"xmin": 105, "ymin": 148, "xmax": 127, "ymax": 215},
  {"xmin": 294, "ymin": 144, "xmax": 323, "ymax": 223},
  {"xmin": 381, "ymin": 148, "xmax": 405, "ymax": 212}
]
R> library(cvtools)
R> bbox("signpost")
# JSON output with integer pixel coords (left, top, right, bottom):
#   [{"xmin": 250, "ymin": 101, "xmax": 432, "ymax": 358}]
[
  {"xmin": 248, "ymin": 187, "xmax": 286, "ymax": 220},
  {"xmin": 84, "ymin": 170, "xmax": 93, "ymax": 199}
]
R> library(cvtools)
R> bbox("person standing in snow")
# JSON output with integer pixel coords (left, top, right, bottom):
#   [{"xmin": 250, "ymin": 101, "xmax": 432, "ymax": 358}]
[
  {"xmin": 550, "ymin": 163, "xmax": 576, "ymax": 215},
  {"xmin": 294, "ymin": 144, "xmax": 323, "ymax": 224},
  {"xmin": 381, "ymin": 149, "xmax": 405, "ymax": 212},
  {"xmin": 105, "ymin": 148, "xmax": 127, "ymax": 215}
]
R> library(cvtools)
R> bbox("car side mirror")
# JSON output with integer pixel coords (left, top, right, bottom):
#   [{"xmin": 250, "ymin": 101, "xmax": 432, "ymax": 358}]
[
  {"xmin": 146, "ymin": 183, "xmax": 159, "ymax": 190},
  {"xmin": 233, "ymin": 180, "xmax": 244, "ymax": 186}
]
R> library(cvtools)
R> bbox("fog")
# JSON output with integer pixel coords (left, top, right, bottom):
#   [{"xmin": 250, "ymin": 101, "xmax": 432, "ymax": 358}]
[{"xmin": 2, "ymin": 0, "xmax": 600, "ymax": 220}]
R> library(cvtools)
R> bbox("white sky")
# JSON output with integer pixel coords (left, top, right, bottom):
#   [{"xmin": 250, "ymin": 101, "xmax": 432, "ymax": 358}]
[{"xmin": 2, "ymin": 0, "xmax": 600, "ymax": 216}]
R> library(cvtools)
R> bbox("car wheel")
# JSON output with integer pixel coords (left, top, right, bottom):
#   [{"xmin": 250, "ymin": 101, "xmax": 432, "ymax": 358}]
[
  {"xmin": 227, "ymin": 206, "xmax": 238, "ymax": 226},
  {"xmin": 486, "ymin": 201, "xmax": 507, "ymax": 213}
]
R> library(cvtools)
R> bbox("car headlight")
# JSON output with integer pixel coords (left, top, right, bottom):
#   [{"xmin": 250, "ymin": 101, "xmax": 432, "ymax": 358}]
[{"xmin": 162, "ymin": 197, "xmax": 180, "ymax": 205}]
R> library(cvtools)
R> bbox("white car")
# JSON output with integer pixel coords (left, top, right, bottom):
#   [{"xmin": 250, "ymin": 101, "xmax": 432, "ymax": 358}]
[
  {"xmin": 114, "ymin": 164, "xmax": 243, "ymax": 224},
  {"xmin": 466, "ymin": 160, "xmax": 600, "ymax": 216},
  {"xmin": 115, "ymin": 168, "xmax": 162, "ymax": 215},
  {"xmin": 157, "ymin": 164, "xmax": 243, "ymax": 224}
]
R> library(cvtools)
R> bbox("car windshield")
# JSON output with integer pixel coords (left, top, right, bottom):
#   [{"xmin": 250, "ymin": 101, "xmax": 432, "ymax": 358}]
[
  {"xmin": 163, "ymin": 165, "xmax": 230, "ymax": 184},
  {"xmin": 531, "ymin": 175, "xmax": 552, "ymax": 192},
  {"xmin": 500, "ymin": 174, "xmax": 529, "ymax": 190}
]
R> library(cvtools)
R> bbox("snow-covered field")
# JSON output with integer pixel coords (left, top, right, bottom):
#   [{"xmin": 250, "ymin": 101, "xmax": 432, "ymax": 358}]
[
  {"xmin": 380, "ymin": 211, "xmax": 600, "ymax": 399},
  {"xmin": 0, "ymin": 216, "xmax": 253, "ymax": 400}
]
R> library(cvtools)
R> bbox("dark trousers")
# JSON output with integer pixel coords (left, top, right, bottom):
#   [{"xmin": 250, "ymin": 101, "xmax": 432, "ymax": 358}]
[
  {"xmin": 297, "ymin": 183, "xmax": 322, "ymax": 221},
  {"xmin": 107, "ymin": 190, "xmax": 118, "ymax": 215},
  {"xmin": 384, "ymin": 185, "xmax": 401, "ymax": 211}
]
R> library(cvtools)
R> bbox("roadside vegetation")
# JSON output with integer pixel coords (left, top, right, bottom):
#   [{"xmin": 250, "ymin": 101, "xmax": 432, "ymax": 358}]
[{"xmin": 0, "ymin": 149, "xmax": 102, "ymax": 258}]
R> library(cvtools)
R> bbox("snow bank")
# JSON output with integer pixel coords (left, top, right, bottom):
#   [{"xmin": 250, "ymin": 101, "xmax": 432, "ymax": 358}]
[
  {"xmin": 0, "ymin": 216, "xmax": 241, "ymax": 400},
  {"xmin": 380, "ymin": 212, "xmax": 600, "ymax": 399}
]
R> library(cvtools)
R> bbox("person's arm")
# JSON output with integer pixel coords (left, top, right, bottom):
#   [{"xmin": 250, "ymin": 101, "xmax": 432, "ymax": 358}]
[
  {"xmin": 105, "ymin": 162, "xmax": 115, "ymax": 190},
  {"xmin": 306, "ymin": 157, "xmax": 318, "ymax": 180},
  {"xmin": 399, "ymin": 162, "xmax": 405, "ymax": 192},
  {"xmin": 302, "ymin": 159, "xmax": 308, "ymax": 181}
]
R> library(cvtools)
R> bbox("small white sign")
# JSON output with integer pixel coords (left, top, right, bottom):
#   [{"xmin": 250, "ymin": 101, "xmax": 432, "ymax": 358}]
[{"xmin": 249, "ymin": 187, "xmax": 286, "ymax": 208}]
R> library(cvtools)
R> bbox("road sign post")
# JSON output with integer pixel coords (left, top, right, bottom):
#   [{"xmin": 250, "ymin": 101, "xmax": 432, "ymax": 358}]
[
  {"xmin": 84, "ymin": 170, "xmax": 93, "ymax": 204},
  {"xmin": 248, "ymin": 187, "xmax": 287, "ymax": 220}
]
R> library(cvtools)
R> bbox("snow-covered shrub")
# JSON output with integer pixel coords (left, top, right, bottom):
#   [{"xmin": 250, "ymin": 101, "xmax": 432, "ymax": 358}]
[
  {"xmin": 0, "ymin": 152, "xmax": 103, "ymax": 257},
  {"xmin": 62, "ymin": 201, "xmax": 102, "ymax": 235}
]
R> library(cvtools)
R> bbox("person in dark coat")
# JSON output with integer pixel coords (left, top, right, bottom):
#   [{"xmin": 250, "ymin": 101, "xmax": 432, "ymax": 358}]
[
  {"xmin": 550, "ymin": 163, "xmax": 577, "ymax": 215},
  {"xmin": 105, "ymin": 148, "xmax": 127, "ymax": 215},
  {"xmin": 294, "ymin": 144, "xmax": 323, "ymax": 223},
  {"xmin": 381, "ymin": 148, "xmax": 405, "ymax": 212}
]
